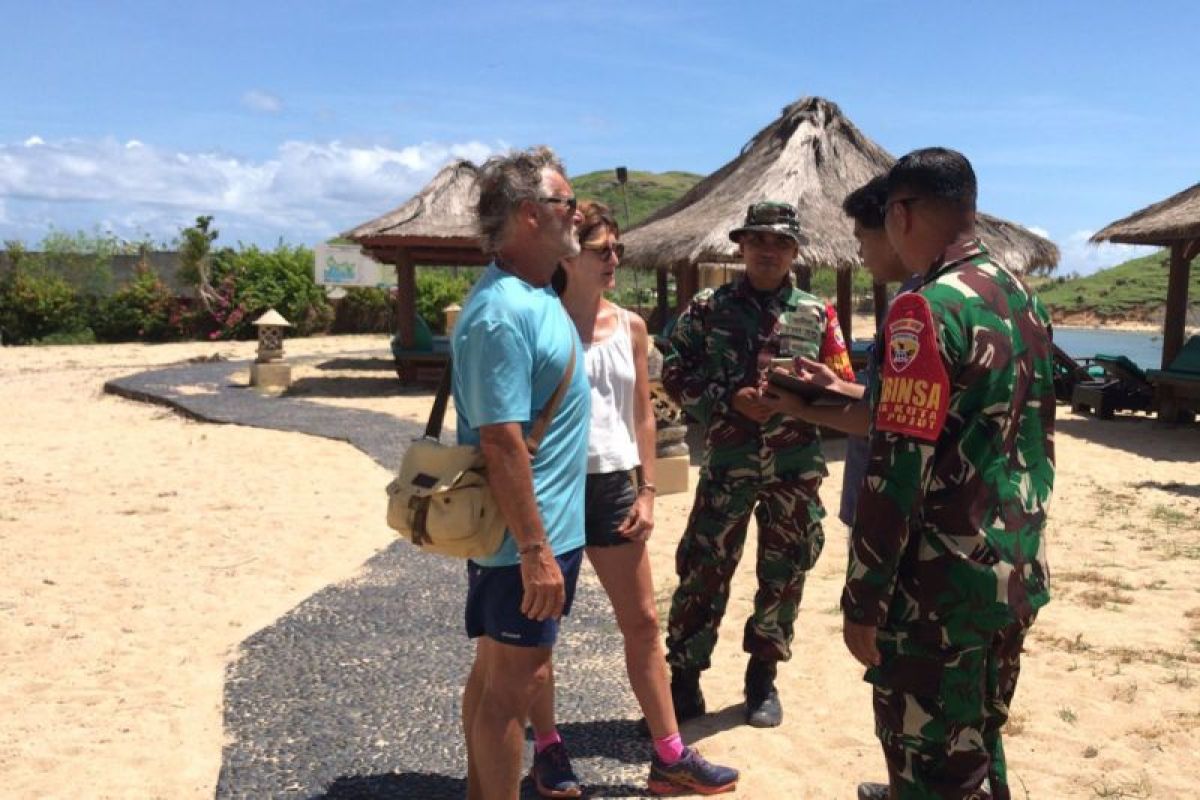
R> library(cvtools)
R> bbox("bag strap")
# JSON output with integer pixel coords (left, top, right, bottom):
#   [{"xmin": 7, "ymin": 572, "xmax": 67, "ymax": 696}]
[
  {"xmin": 421, "ymin": 343, "xmax": 576, "ymax": 456},
  {"xmin": 524, "ymin": 344, "xmax": 576, "ymax": 456},
  {"xmin": 423, "ymin": 360, "xmax": 454, "ymax": 440}
]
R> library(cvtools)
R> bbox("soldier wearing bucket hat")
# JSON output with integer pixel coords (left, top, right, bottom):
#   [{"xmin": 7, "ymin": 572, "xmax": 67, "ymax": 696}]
[
  {"xmin": 728, "ymin": 201, "xmax": 808, "ymax": 246},
  {"xmin": 660, "ymin": 199, "xmax": 855, "ymax": 729}
]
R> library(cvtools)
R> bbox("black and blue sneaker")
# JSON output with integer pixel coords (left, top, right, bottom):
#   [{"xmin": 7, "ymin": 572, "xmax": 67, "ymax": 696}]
[
  {"xmin": 647, "ymin": 746, "xmax": 738, "ymax": 796},
  {"xmin": 529, "ymin": 741, "xmax": 582, "ymax": 798}
]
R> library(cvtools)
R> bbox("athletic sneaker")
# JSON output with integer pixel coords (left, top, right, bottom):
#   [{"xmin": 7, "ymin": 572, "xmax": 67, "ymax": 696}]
[
  {"xmin": 528, "ymin": 741, "xmax": 582, "ymax": 798},
  {"xmin": 647, "ymin": 746, "xmax": 738, "ymax": 796}
]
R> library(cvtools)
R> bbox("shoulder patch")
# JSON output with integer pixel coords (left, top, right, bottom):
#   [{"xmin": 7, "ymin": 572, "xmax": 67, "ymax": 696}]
[{"xmin": 875, "ymin": 293, "xmax": 949, "ymax": 441}]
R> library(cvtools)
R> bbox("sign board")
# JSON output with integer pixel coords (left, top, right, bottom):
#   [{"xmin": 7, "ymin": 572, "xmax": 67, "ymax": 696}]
[{"xmin": 314, "ymin": 244, "xmax": 395, "ymax": 287}]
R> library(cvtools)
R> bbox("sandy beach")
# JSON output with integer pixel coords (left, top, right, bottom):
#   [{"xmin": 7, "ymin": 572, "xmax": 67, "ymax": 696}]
[{"xmin": 2, "ymin": 335, "xmax": 1198, "ymax": 799}]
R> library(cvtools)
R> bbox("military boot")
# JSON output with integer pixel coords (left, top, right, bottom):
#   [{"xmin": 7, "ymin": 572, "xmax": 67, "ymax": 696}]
[
  {"xmin": 669, "ymin": 667, "xmax": 706, "ymax": 724},
  {"xmin": 744, "ymin": 657, "xmax": 782, "ymax": 727},
  {"xmin": 856, "ymin": 783, "xmax": 890, "ymax": 800}
]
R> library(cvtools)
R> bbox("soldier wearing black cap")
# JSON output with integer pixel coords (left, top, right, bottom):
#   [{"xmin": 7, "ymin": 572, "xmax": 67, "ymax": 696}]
[{"xmin": 660, "ymin": 201, "xmax": 855, "ymax": 728}]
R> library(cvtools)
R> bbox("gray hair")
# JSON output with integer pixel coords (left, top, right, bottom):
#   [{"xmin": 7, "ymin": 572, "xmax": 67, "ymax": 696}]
[{"xmin": 476, "ymin": 145, "xmax": 566, "ymax": 254}]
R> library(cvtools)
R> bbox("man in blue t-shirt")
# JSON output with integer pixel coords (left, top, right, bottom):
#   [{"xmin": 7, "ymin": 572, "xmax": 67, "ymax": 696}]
[{"xmin": 454, "ymin": 146, "xmax": 591, "ymax": 800}]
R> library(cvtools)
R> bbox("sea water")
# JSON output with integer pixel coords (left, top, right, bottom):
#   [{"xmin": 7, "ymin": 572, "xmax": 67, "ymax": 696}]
[{"xmin": 1053, "ymin": 327, "xmax": 1167, "ymax": 369}]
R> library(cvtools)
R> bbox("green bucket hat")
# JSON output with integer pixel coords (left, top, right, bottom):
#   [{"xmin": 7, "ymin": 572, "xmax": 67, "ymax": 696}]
[{"xmin": 728, "ymin": 201, "xmax": 806, "ymax": 246}]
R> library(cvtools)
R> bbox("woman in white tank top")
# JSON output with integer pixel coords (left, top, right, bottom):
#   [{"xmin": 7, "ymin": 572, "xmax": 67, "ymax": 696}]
[{"xmin": 526, "ymin": 202, "xmax": 737, "ymax": 795}]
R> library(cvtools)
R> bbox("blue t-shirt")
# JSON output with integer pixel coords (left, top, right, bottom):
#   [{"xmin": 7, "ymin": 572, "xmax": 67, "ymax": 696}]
[{"xmin": 452, "ymin": 263, "xmax": 590, "ymax": 567}]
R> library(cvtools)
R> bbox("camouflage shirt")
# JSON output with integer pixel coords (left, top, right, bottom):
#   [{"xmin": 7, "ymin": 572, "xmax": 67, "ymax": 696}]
[
  {"xmin": 663, "ymin": 275, "xmax": 853, "ymax": 476},
  {"xmin": 843, "ymin": 240, "xmax": 1055, "ymax": 645}
]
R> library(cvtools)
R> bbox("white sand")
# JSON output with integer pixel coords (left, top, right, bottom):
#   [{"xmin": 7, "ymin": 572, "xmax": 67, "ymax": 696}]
[{"xmin": 1, "ymin": 335, "xmax": 1197, "ymax": 798}]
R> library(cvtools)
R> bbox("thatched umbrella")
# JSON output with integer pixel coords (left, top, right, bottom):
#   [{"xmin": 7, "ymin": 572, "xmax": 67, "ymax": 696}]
[
  {"xmin": 622, "ymin": 96, "xmax": 1059, "ymax": 341},
  {"xmin": 1091, "ymin": 182, "xmax": 1200, "ymax": 419},
  {"xmin": 342, "ymin": 160, "xmax": 487, "ymax": 379}
]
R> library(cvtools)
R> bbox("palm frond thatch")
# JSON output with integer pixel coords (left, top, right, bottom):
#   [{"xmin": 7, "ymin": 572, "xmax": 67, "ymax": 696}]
[
  {"xmin": 622, "ymin": 96, "xmax": 1059, "ymax": 274},
  {"xmin": 342, "ymin": 160, "xmax": 480, "ymax": 243},
  {"xmin": 1090, "ymin": 182, "xmax": 1200, "ymax": 246}
]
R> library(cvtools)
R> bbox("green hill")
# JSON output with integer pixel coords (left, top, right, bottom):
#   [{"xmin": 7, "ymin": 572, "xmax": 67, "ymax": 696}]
[
  {"xmin": 570, "ymin": 169, "xmax": 703, "ymax": 229},
  {"xmin": 1035, "ymin": 250, "xmax": 1200, "ymax": 321}
]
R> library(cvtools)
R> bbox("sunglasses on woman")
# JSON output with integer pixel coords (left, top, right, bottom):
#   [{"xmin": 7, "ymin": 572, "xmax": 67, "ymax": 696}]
[{"xmin": 582, "ymin": 242, "xmax": 625, "ymax": 260}]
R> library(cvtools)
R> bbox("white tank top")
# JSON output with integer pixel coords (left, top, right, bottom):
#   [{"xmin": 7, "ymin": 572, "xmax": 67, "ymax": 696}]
[{"xmin": 584, "ymin": 307, "xmax": 640, "ymax": 474}]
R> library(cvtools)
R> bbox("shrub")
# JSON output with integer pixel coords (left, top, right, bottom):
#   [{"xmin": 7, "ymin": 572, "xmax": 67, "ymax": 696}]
[
  {"xmin": 0, "ymin": 260, "xmax": 84, "ymax": 345},
  {"xmin": 333, "ymin": 287, "xmax": 395, "ymax": 333},
  {"xmin": 91, "ymin": 263, "xmax": 189, "ymax": 342},
  {"xmin": 199, "ymin": 244, "xmax": 332, "ymax": 340},
  {"xmin": 37, "ymin": 329, "xmax": 97, "ymax": 346},
  {"xmin": 416, "ymin": 271, "xmax": 473, "ymax": 333}
]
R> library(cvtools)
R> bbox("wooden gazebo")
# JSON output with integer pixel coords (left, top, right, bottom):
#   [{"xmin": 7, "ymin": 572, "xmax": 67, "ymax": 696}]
[
  {"xmin": 342, "ymin": 160, "xmax": 486, "ymax": 379},
  {"xmin": 621, "ymin": 96, "xmax": 1060, "ymax": 342},
  {"xmin": 1092, "ymin": 182, "xmax": 1200, "ymax": 419}
]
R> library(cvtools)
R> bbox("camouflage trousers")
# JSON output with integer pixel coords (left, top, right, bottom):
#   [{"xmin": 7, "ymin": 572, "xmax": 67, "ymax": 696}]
[
  {"xmin": 868, "ymin": 617, "xmax": 1033, "ymax": 800},
  {"xmin": 665, "ymin": 470, "xmax": 825, "ymax": 671}
]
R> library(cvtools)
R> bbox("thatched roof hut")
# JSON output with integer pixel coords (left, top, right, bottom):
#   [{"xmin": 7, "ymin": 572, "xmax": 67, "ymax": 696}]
[
  {"xmin": 622, "ymin": 96, "xmax": 1059, "ymax": 339},
  {"xmin": 342, "ymin": 159, "xmax": 486, "ymax": 265},
  {"xmin": 342, "ymin": 160, "xmax": 487, "ymax": 378},
  {"xmin": 1090, "ymin": 182, "xmax": 1200, "ymax": 245},
  {"xmin": 1091, "ymin": 182, "xmax": 1200, "ymax": 408}
]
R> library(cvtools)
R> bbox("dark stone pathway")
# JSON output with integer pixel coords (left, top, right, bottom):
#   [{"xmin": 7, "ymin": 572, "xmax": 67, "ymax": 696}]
[{"xmin": 105, "ymin": 355, "xmax": 656, "ymax": 799}]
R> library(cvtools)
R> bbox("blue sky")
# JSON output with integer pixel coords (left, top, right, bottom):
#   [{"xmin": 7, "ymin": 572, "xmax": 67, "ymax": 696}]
[{"xmin": 2, "ymin": 1, "xmax": 1197, "ymax": 275}]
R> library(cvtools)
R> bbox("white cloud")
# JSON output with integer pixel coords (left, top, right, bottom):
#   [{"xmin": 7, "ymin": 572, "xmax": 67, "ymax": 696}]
[
  {"xmin": 1054, "ymin": 229, "xmax": 1157, "ymax": 277},
  {"xmin": 0, "ymin": 136, "xmax": 500, "ymax": 245},
  {"xmin": 23, "ymin": 136, "xmax": 44, "ymax": 147},
  {"xmin": 241, "ymin": 89, "xmax": 284, "ymax": 114},
  {"xmin": 1027, "ymin": 226, "xmax": 1050, "ymax": 239}
]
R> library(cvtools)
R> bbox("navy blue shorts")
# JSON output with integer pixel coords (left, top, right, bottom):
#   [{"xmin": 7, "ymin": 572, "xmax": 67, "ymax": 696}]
[
  {"xmin": 584, "ymin": 470, "xmax": 637, "ymax": 548},
  {"xmin": 464, "ymin": 546, "xmax": 584, "ymax": 648}
]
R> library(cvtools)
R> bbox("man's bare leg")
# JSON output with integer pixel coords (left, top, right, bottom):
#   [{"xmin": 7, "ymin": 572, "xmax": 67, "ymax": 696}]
[
  {"xmin": 471, "ymin": 635, "xmax": 554, "ymax": 800},
  {"xmin": 463, "ymin": 639, "xmax": 486, "ymax": 800}
]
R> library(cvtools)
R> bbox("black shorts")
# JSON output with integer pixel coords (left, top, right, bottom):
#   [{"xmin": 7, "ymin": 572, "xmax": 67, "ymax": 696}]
[
  {"xmin": 584, "ymin": 470, "xmax": 637, "ymax": 548},
  {"xmin": 464, "ymin": 547, "xmax": 584, "ymax": 648}
]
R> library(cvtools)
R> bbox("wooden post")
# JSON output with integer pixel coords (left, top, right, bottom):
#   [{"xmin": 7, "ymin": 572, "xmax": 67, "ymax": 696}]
[
  {"xmin": 795, "ymin": 263, "xmax": 812, "ymax": 293},
  {"xmin": 873, "ymin": 282, "xmax": 889, "ymax": 331},
  {"xmin": 396, "ymin": 249, "xmax": 416, "ymax": 350},
  {"xmin": 656, "ymin": 268, "xmax": 669, "ymax": 329},
  {"xmin": 1162, "ymin": 242, "xmax": 1190, "ymax": 370},
  {"xmin": 836, "ymin": 267, "xmax": 854, "ymax": 343},
  {"xmin": 676, "ymin": 262, "xmax": 699, "ymax": 312}
]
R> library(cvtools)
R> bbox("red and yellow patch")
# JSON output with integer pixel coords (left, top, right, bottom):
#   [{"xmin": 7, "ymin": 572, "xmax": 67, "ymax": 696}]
[
  {"xmin": 875, "ymin": 293, "xmax": 949, "ymax": 441},
  {"xmin": 820, "ymin": 302, "xmax": 856, "ymax": 382}
]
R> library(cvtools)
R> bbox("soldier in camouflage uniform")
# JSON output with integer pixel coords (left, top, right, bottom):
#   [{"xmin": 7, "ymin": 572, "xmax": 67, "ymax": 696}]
[
  {"xmin": 844, "ymin": 149, "xmax": 1055, "ymax": 800},
  {"xmin": 662, "ymin": 202, "xmax": 855, "ymax": 728}
]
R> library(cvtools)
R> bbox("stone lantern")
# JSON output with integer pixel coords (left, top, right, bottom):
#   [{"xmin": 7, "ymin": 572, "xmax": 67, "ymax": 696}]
[{"xmin": 250, "ymin": 308, "xmax": 292, "ymax": 392}]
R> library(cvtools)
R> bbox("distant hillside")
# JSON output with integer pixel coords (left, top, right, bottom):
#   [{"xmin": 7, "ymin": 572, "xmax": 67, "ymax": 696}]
[
  {"xmin": 1036, "ymin": 250, "xmax": 1200, "ymax": 324},
  {"xmin": 571, "ymin": 170, "xmax": 703, "ymax": 228}
]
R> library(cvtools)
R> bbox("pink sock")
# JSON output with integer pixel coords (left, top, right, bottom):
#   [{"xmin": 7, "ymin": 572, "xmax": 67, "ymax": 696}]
[
  {"xmin": 534, "ymin": 728, "xmax": 562, "ymax": 754},
  {"xmin": 653, "ymin": 732, "xmax": 685, "ymax": 764}
]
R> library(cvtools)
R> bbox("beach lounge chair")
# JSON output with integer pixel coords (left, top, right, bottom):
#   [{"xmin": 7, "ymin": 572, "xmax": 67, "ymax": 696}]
[
  {"xmin": 390, "ymin": 314, "xmax": 450, "ymax": 385},
  {"xmin": 1071, "ymin": 353, "xmax": 1155, "ymax": 420},
  {"xmin": 1052, "ymin": 343, "xmax": 1098, "ymax": 403},
  {"xmin": 1147, "ymin": 335, "xmax": 1200, "ymax": 421}
]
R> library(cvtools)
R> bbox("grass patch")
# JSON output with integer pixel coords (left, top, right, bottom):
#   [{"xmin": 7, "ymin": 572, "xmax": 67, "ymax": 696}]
[
  {"xmin": 1111, "ymin": 681, "xmax": 1138, "ymax": 703},
  {"xmin": 1040, "ymin": 247, "xmax": 1199, "ymax": 319},
  {"xmin": 1091, "ymin": 773, "xmax": 1152, "ymax": 798}
]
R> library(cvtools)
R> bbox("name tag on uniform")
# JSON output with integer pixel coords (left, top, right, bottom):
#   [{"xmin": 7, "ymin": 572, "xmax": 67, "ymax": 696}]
[{"xmin": 776, "ymin": 309, "xmax": 821, "ymax": 357}]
